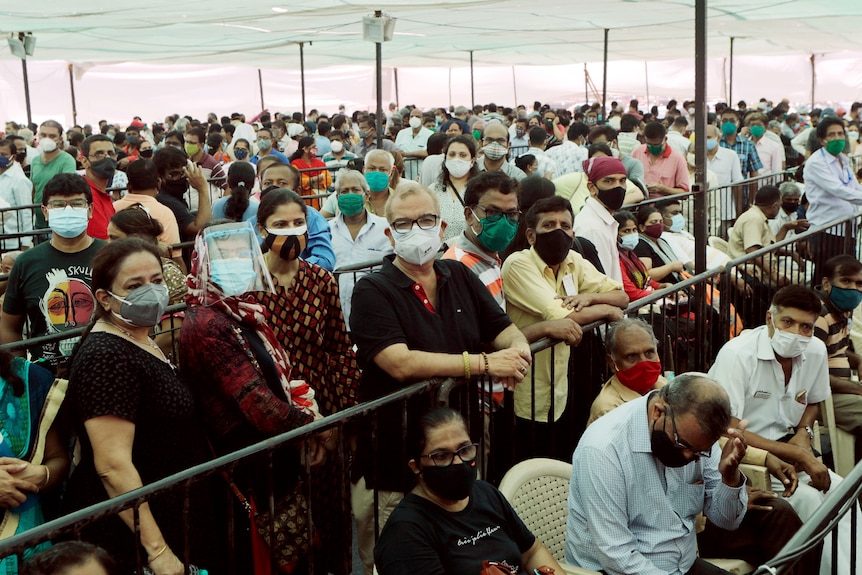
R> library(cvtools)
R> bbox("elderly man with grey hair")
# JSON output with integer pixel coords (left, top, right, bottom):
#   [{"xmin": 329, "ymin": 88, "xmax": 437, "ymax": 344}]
[
  {"xmin": 568, "ymin": 373, "xmax": 749, "ymax": 575},
  {"xmin": 768, "ymin": 181, "xmax": 809, "ymax": 239},
  {"xmin": 328, "ymin": 168, "xmax": 392, "ymax": 326}
]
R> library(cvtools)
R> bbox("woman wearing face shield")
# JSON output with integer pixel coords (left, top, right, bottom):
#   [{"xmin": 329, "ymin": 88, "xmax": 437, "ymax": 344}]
[
  {"xmin": 62, "ymin": 238, "xmax": 217, "ymax": 575},
  {"xmin": 374, "ymin": 407, "xmax": 563, "ymax": 575},
  {"xmin": 178, "ymin": 221, "xmax": 327, "ymax": 574},
  {"xmin": 253, "ymin": 189, "xmax": 361, "ymax": 574}
]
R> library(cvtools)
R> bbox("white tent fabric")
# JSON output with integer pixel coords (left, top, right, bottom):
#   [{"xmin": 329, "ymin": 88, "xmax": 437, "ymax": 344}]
[{"xmin": 2, "ymin": 1, "xmax": 862, "ymax": 123}]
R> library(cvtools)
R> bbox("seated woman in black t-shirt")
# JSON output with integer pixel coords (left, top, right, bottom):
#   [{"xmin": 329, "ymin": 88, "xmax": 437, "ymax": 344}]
[{"xmin": 374, "ymin": 407, "xmax": 562, "ymax": 575}]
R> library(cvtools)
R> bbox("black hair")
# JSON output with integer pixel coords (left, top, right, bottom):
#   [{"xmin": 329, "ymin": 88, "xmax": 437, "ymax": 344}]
[
  {"xmin": 528, "ymin": 126, "xmax": 547, "ymax": 146},
  {"xmin": 613, "ymin": 209, "xmax": 637, "ymax": 227},
  {"xmin": 289, "ymin": 136, "xmax": 317, "ymax": 162},
  {"xmin": 463, "ymin": 171, "xmax": 519, "ymax": 206},
  {"xmin": 259, "ymin": 162, "xmax": 300, "ymax": 193},
  {"xmin": 0, "ymin": 348, "xmax": 24, "ymax": 397},
  {"xmin": 222, "ymin": 123, "xmax": 236, "ymax": 136},
  {"xmin": 771, "ymin": 285, "xmax": 821, "ymax": 316},
  {"xmin": 42, "ymin": 173, "xmax": 91, "ymax": 205},
  {"xmin": 21, "ymin": 541, "xmax": 116, "ymax": 575},
  {"xmin": 407, "ymin": 407, "xmax": 467, "ymax": 461},
  {"xmin": 110, "ymin": 204, "xmax": 164, "ymax": 243},
  {"xmin": 754, "ymin": 184, "xmax": 780, "ymax": 206},
  {"xmin": 620, "ymin": 114, "xmax": 640, "ymax": 133},
  {"xmin": 643, "ymin": 121, "xmax": 667, "ymax": 140},
  {"xmin": 587, "ymin": 143, "xmax": 613, "ymax": 158},
  {"xmin": 823, "ymin": 255, "xmax": 862, "ymax": 282},
  {"xmin": 567, "ymin": 122, "xmax": 590, "ymax": 141},
  {"xmin": 525, "ymin": 196, "xmax": 573, "ymax": 230},
  {"xmin": 440, "ymin": 135, "xmax": 479, "ymax": 187},
  {"xmin": 225, "ymin": 162, "xmax": 257, "ymax": 222},
  {"xmin": 636, "ymin": 205, "xmax": 661, "ymax": 227},
  {"xmin": 258, "ymin": 188, "xmax": 307, "ymax": 229},
  {"xmin": 126, "ymin": 159, "xmax": 159, "ymax": 192},
  {"xmin": 164, "ymin": 130, "xmax": 185, "ymax": 147},
  {"xmin": 514, "ymin": 154, "xmax": 536, "ymax": 173},
  {"xmin": 588, "ymin": 125, "xmax": 618, "ymax": 143},
  {"xmin": 81, "ymin": 134, "xmax": 112, "ymax": 157},
  {"xmin": 816, "ymin": 117, "xmax": 846, "ymax": 140},
  {"xmin": 152, "ymin": 146, "xmax": 187, "ymax": 176},
  {"xmin": 655, "ymin": 198, "xmax": 682, "ymax": 214},
  {"xmin": 206, "ymin": 132, "xmax": 223, "ymax": 150}
]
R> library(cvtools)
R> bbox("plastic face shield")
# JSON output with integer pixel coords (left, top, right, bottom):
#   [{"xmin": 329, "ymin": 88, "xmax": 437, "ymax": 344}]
[{"xmin": 195, "ymin": 221, "xmax": 274, "ymax": 304}]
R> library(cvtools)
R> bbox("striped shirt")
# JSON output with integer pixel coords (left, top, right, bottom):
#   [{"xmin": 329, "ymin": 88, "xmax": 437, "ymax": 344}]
[
  {"xmin": 719, "ymin": 135, "xmax": 762, "ymax": 177},
  {"xmin": 814, "ymin": 292, "xmax": 852, "ymax": 378},
  {"xmin": 442, "ymin": 233, "xmax": 505, "ymax": 311}
]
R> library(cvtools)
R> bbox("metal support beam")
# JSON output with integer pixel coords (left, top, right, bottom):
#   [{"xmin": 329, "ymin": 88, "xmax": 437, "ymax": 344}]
[
  {"xmin": 810, "ymin": 54, "xmax": 816, "ymax": 109},
  {"xmin": 511, "ymin": 66, "xmax": 518, "ymax": 107},
  {"xmin": 394, "ymin": 67, "xmax": 400, "ymax": 110},
  {"xmin": 299, "ymin": 42, "xmax": 307, "ymax": 118},
  {"xmin": 728, "ymin": 36, "xmax": 735, "ymax": 106},
  {"xmin": 68, "ymin": 64, "xmax": 78, "ymax": 126},
  {"xmin": 601, "ymin": 29, "xmax": 609, "ymax": 121},
  {"xmin": 469, "ymin": 50, "xmax": 475, "ymax": 109},
  {"xmin": 693, "ymin": 0, "xmax": 708, "ymax": 367},
  {"xmin": 257, "ymin": 69, "xmax": 265, "ymax": 112},
  {"xmin": 21, "ymin": 59, "xmax": 32, "ymax": 126},
  {"xmin": 375, "ymin": 25, "xmax": 383, "ymax": 150}
]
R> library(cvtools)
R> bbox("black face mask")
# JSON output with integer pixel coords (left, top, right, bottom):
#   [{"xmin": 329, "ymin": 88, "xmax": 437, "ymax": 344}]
[
  {"xmin": 262, "ymin": 230, "xmax": 307, "ymax": 261},
  {"xmin": 532, "ymin": 228, "xmax": 572, "ymax": 266},
  {"xmin": 597, "ymin": 186, "xmax": 626, "ymax": 211},
  {"xmin": 781, "ymin": 201, "xmax": 798, "ymax": 215},
  {"xmin": 421, "ymin": 460, "xmax": 477, "ymax": 501},
  {"xmin": 139, "ymin": 149, "xmax": 154, "ymax": 159},
  {"xmin": 14, "ymin": 152, "xmax": 26, "ymax": 163},
  {"xmin": 89, "ymin": 157, "xmax": 117, "ymax": 180},
  {"xmin": 650, "ymin": 416, "xmax": 693, "ymax": 468},
  {"xmin": 162, "ymin": 178, "xmax": 189, "ymax": 196}
]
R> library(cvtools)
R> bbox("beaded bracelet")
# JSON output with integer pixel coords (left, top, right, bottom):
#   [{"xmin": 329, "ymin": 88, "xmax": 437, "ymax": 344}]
[{"xmin": 481, "ymin": 352, "xmax": 490, "ymax": 375}]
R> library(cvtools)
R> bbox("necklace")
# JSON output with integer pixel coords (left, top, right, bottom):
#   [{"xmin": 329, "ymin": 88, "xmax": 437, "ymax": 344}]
[{"xmin": 99, "ymin": 319, "xmax": 171, "ymax": 365}]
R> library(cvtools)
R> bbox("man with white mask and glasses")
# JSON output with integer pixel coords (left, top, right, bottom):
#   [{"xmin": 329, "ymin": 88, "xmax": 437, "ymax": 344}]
[
  {"xmin": 348, "ymin": 182, "xmax": 532, "ymax": 575},
  {"xmin": 709, "ymin": 285, "xmax": 862, "ymax": 575}
]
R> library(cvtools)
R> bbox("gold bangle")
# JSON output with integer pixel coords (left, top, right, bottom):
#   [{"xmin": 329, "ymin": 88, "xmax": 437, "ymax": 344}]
[
  {"xmin": 39, "ymin": 465, "xmax": 50, "ymax": 488},
  {"xmin": 481, "ymin": 352, "xmax": 490, "ymax": 375},
  {"xmin": 462, "ymin": 351, "xmax": 471, "ymax": 379},
  {"xmin": 148, "ymin": 543, "xmax": 169, "ymax": 564}
]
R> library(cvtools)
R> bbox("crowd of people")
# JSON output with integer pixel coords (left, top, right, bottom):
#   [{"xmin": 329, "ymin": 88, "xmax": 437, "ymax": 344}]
[{"xmin": 0, "ymin": 96, "xmax": 860, "ymax": 575}]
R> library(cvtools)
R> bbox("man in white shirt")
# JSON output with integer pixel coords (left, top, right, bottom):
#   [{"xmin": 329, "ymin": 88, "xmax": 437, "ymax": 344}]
[
  {"xmin": 526, "ymin": 127, "xmax": 558, "ymax": 180},
  {"xmin": 394, "ymin": 109, "xmax": 432, "ymax": 160},
  {"xmin": 328, "ymin": 169, "xmax": 392, "ymax": 326},
  {"xmin": 666, "ymin": 116, "xmax": 691, "ymax": 158},
  {"xmin": 546, "ymin": 123, "xmax": 589, "ymax": 176},
  {"xmin": 0, "ymin": 138, "xmax": 34, "ymax": 250},
  {"xmin": 708, "ymin": 285, "xmax": 862, "ymax": 575},
  {"xmin": 746, "ymin": 113, "xmax": 785, "ymax": 175},
  {"xmin": 573, "ymin": 157, "xmax": 628, "ymax": 282},
  {"xmin": 704, "ymin": 123, "xmax": 743, "ymax": 230}
]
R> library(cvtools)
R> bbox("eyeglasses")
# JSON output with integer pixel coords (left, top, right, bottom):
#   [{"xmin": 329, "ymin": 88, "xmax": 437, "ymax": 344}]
[
  {"xmin": 667, "ymin": 406, "xmax": 712, "ymax": 459},
  {"xmin": 47, "ymin": 199, "xmax": 88, "ymax": 209},
  {"xmin": 89, "ymin": 150, "xmax": 117, "ymax": 160},
  {"xmin": 473, "ymin": 205, "xmax": 521, "ymax": 223},
  {"xmin": 422, "ymin": 443, "xmax": 479, "ymax": 467},
  {"xmin": 390, "ymin": 214, "xmax": 439, "ymax": 233}
]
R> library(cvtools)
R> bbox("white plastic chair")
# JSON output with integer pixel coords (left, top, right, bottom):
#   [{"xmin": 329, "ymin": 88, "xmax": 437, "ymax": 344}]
[{"xmin": 821, "ymin": 396, "xmax": 856, "ymax": 477}]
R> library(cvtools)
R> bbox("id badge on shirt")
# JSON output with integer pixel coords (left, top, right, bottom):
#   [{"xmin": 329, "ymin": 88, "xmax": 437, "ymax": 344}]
[{"xmin": 562, "ymin": 274, "xmax": 577, "ymax": 297}]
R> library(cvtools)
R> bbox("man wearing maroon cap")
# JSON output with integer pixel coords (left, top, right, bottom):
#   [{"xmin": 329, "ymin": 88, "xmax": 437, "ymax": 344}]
[{"xmin": 574, "ymin": 156, "xmax": 628, "ymax": 282}]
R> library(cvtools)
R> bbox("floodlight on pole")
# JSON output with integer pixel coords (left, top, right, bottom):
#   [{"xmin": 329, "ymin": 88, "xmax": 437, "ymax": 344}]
[{"xmin": 362, "ymin": 11, "xmax": 396, "ymax": 150}]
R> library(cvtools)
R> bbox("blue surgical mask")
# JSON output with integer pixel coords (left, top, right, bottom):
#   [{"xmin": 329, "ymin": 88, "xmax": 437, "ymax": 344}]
[
  {"xmin": 209, "ymin": 258, "xmax": 258, "ymax": 297},
  {"xmin": 619, "ymin": 233, "xmax": 639, "ymax": 251},
  {"xmin": 706, "ymin": 138, "xmax": 719, "ymax": 151},
  {"xmin": 0, "ymin": 156, "xmax": 11, "ymax": 169},
  {"xmin": 669, "ymin": 214, "xmax": 685, "ymax": 233},
  {"xmin": 48, "ymin": 206, "xmax": 89, "ymax": 239}
]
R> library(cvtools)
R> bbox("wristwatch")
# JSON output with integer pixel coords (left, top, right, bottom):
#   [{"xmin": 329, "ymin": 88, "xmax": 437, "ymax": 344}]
[{"xmin": 803, "ymin": 425, "xmax": 814, "ymax": 441}]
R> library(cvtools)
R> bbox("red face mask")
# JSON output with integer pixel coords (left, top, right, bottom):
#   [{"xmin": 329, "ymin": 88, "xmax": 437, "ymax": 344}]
[
  {"xmin": 643, "ymin": 223, "xmax": 664, "ymax": 239},
  {"xmin": 615, "ymin": 360, "xmax": 662, "ymax": 395}
]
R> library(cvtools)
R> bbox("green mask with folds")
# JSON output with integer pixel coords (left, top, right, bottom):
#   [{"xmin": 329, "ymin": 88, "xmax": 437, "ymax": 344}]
[
  {"xmin": 750, "ymin": 125, "xmax": 765, "ymax": 138},
  {"xmin": 825, "ymin": 139, "xmax": 846, "ymax": 155},
  {"xmin": 647, "ymin": 143, "xmax": 664, "ymax": 156},
  {"xmin": 473, "ymin": 211, "xmax": 518, "ymax": 252}
]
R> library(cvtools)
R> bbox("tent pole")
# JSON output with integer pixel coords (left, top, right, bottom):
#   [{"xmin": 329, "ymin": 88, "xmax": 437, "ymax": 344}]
[
  {"xmin": 21, "ymin": 58, "xmax": 32, "ymax": 126},
  {"xmin": 394, "ymin": 67, "xmax": 400, "ymax": 109},
  {"xmin": 810, "ymin": 54, "xmax": 816, "ymax": 109},
  {"xmin": 448, "ymin": 68, "xmax": 452, "ymax": 109},
  {"xmin": 511, "ymin": 66, "xmax": 518, "ymax": 107},
  {"xmin": 584, "ymin": 64, "xmax": 588, "ymax": 104},
  {"xmin": 728, "ymin": 36, "xmax": 734, "ymax": 106},
  {"xmin": 470, "ymin": 50, "xmax": 475, "ymax": 109},
  {"xmin": 693, "ymin": 0, "xmax": 708, "ymax": 368},
  {"xmin": 376, "ymin": 21, "xmax": 383, "ymax": 150},
  {"xmin": 300, "ymin": 42, "xmax": 307, "ymax": 118},
  {"xmin": 644, "ymin": 61, "xmax": 650, "ymax": 108},
  {"xmin": 68, "ymin": 64, "xmax": 78, "ymax": 126},
  {"xmin": 601, "ymin": 29, "xmax": 608, "ymax": 121},
  {"xmin": 257, "ymin": 69, "xmax": 265, "ymax": 112}
]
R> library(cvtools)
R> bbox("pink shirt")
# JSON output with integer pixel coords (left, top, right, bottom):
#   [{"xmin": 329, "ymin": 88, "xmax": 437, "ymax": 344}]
[{"xmin": 631, "ymin": 144, "xmax": 690, "ymax": 198}]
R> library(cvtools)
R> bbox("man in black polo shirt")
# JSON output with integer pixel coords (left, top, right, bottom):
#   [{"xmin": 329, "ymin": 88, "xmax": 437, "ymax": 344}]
[{"xmin": 349, "ymin": 182, "xmax": 531, "ymax": 575}]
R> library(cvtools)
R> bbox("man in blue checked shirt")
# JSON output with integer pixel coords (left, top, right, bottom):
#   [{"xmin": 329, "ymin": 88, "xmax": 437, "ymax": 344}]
[{"xmin": 566, "ymin": 374, "xmax": 748, "ymax": 575}]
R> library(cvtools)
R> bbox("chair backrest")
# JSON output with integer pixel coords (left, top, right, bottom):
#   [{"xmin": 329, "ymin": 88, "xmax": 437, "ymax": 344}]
[
  {"xmin": 708, "ymin": 235, "xmax": 730, "ymax": 255},
  {"xmin": 498, "ymin": 458, "xmax": 572, "ymax": 562}
]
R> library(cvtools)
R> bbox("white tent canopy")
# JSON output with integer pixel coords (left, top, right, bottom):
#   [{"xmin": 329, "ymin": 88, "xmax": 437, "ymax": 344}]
[{"xmin": 2, "ymin": 1, "xmax": 862, "ymax": 123}]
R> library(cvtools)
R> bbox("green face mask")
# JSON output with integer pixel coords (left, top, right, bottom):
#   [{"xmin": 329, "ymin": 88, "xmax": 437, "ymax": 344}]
[
  {"xmin": 825, "ymin": 139, "xmax": 846, "ymax": 155},
  {"xmin": 337, "ymin": 193, "xmax": 365, "ymax": 217},
  {"xmin": 750, "ymin": 125, "xmax": 765, "ymax": 138},
  {"xmin": 472, "ymin": 129, "xmax": 482, "ymax": 141},
  {"xmin": 647, "ymin": 143, "xmax": 664, "ymax": 156},
  {"xmin": 473, "ymin": 210, "xmax": 519, "ymax": 252},
  {"xmin": 184, "ymin": 143, "xmax": 200, "ymax": 157}
]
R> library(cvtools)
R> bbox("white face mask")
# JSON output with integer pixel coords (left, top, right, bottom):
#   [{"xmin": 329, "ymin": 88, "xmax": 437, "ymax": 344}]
[
  {"xmin": 848, "ymin": 131, "xmax": 859, "ymax": 142},
  {"xmin": 688, "ymin": 107, "xmax": 696, "ymax": 115},
  {"xmin": 446, "ymin": 158, "xmax": 472, "ymax": 179},
  {"xmin": 409, "ymin": 116, "xmax": 423, "ymax": 129},
  {"xmin": 38, "ymin": 138, "xmax": 58, "ymax": 154},
  {"xmin": 770, "ymin": 317, "xmax": 811, "ymax": 358},
  {"xmin": 330, "ymin": 140, "xmax": 344, "ymax": 153},
  {"xmin": 267, "ymin": 224, "xmax": 307, "ymax": 237},
  {"xmin": 392, "ymin": 225, "xmax": 441, "ymax": 266}
]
